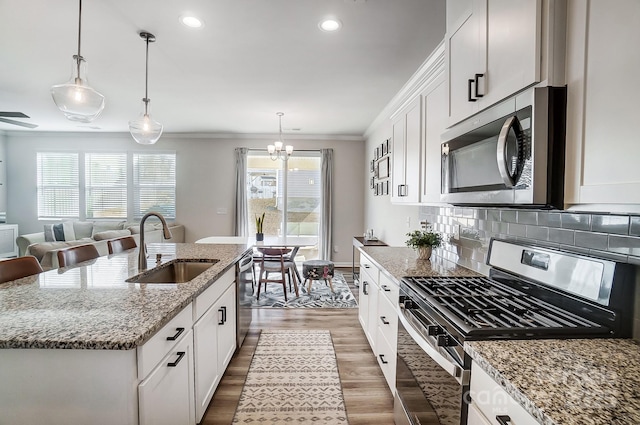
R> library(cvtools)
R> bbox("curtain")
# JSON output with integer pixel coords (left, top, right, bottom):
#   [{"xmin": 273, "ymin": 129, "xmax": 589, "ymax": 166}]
[
  {"xmin": 234, "ymin": 147, "xmax": 249, "ymax": 236},
  {"xmin": 320, "ymin": 148, "xmax": 333, "ymax": 260}
]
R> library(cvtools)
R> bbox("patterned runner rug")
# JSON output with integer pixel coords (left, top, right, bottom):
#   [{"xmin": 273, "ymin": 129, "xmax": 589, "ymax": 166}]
[
  {"xmin": 251, "ymin": 270, "xmax": 357, "ymax": 308},
  {"xmin": 232, "ymin": 330, "xmax": 349, "ymax": 424}
]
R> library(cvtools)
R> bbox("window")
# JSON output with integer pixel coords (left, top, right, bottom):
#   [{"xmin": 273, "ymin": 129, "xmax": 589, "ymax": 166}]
[
  {"xmin": 133, "ymin": 153, "xmax": 176, "ymax": 219},
  {"xmin": 37, "ymin": 152, "xmax": 79, "ymax": 219},
  {"xmin": 85, "ymin": 153, "xmax": 127, "ymax": 219},
  {"xmin": 36, "ymin": 151, "xmax": 176, "ymax": 221}
]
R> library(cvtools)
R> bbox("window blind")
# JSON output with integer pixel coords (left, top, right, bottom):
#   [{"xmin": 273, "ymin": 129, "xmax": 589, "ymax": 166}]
[
  {"xmin": 133, "ymin": 153, "xmax": 176, "ymax": 219},
  {"xmin": 37, "ymin": 153, "xmax": 79, "ymax": 219},
  {"xmin": 85, "ymin": 153, "xmax": 127, "ymax": 219}
]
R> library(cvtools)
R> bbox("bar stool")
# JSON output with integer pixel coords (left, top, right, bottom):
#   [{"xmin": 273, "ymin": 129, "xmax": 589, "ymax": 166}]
[
  {"xmin": 57, "ymin": 244, "xmax": 100, "ymax": 268},
  {"xmin": 108, "ymin": 236, "xmax": 137, "ymax": 254},
  {"xmin": 0, "ymin": 256, "xmax": 43, "ymax": 284}
]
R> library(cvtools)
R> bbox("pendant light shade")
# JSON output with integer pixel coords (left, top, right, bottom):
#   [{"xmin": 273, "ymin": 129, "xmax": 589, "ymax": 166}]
[
  {"xmin": 129, "ymin": 32, "xmax": 163, "ymax": 145},
  {"xmin": 51, "ymin": 0, "xmax": 105, "ymax": 123}
]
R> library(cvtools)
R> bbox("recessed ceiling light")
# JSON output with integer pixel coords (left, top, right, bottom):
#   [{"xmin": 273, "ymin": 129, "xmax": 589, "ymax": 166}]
[
  {"xmin": 319, "ymin": 18, "xmax": 342, "ymax": 32},
  {"xmin": 180, "ymin": 15, "xmax": 204, "ymax": 29}
]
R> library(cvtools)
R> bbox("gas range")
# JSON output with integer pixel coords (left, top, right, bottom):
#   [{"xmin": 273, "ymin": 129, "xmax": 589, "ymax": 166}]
[{"xmin": 399, "ymin": 238, "xmax": 636, "ymax": 366}]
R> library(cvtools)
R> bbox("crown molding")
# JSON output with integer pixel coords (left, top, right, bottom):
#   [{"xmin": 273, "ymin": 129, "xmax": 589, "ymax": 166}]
[{"xmin": 364, "ymin": 39, "xmax": 445, "ymax": 139}]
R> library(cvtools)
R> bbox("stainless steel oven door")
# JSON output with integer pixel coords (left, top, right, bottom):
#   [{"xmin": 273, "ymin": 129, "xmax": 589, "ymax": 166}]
[{"xmin": 395, "ymin": 301, "xmax": 469, "ymax": 425}]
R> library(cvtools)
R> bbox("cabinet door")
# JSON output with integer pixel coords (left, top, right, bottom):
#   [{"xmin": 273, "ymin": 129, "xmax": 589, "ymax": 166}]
[
  {"xmin": 193, "ymin": 300, "xmax": 221, "ymax": 422},
  {"xmin": 365, "ymin": 277, "xmax": 379, "ymax": 350},
  {"xmin": 390, "ymin": 112, "xmax": 406, "ymax": 202},
  {"xmin": 216, "ymin": 284, "xmax": 237, "ymax": 372},
  {"xmin": 358, "ymin": 273, "xmax": 370, "ymax": 331},
  {"xmin": 565, "ymin": 0, "xmax": 640, "ymax": 205},
  {"xmin": 139, "ymin": 331, "xmax": 195, "ymax": 425},
  {"xmin": 482, "ymin": 0, "xmax": 541, "ymax": 107},
  {"xmin": 391, "ymin": 96, "xmax": 421, "ymax": 204},
  {"xmin": 447, "ymin": 0, "xmax": 485, "ymax": 125},
  {"xmin": 421, "ymin": 78, "xmax": 447, "ymax": 203}
]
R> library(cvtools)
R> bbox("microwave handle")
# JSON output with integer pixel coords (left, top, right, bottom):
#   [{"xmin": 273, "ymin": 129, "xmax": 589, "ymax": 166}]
[{"xmin": 496, "ymin": 116, "xmax": 524, "ymax": 187}]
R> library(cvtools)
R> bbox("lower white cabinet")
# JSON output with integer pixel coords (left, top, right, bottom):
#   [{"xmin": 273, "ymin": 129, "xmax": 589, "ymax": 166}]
[
  {"xmin": 139, "ymin": 330, "xmax": 195, "ymax": 425},
  {"xmin": 468, "ymin": 361, "xmax": 538, "ymax": 425},
  {"xmin": 193, "ymin": 281, "xmax": 236, "ymax": 422}
]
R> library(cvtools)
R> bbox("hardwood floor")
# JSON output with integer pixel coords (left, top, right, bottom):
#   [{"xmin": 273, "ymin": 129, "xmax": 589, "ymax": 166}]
[{"xmin": 200, "ymin": 269, "xmax": 395, "ymax": 425}]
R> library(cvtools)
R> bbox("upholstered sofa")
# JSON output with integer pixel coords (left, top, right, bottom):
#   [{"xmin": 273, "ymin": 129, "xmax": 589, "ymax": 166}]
[{"xmin": 16, "ymin": 220, "xmax": 185, "ymax": 270}]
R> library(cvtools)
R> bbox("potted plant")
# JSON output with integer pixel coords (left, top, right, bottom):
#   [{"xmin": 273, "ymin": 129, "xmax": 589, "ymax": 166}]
[
  {"xmin": 405, "ymin": 229, "xmax": 442, "ymax": 260},
  {"xmin": 255, "ymin": 212, "xmax": 265, "ymax": 241}
]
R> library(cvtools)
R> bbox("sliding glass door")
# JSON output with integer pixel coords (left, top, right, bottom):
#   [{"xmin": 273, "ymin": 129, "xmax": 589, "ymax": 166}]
[{"xmin": 246, "ymin": 150, "xmax": 321, "ymax": 261}]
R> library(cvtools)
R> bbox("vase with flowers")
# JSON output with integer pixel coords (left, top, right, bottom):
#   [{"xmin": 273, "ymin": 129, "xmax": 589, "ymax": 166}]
[
  {"xmin": 405, "ymin": 229, "xmax": 442, "ymax": 260},
  {"xmin": 255, "ymin": 213, "xmax": 265, "ymax": 241}
]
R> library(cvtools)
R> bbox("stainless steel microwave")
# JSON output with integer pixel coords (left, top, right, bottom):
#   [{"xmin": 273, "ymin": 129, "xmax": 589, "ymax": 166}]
[{"xmin": 440, "ymin": 86, "xmax": 567, "ymax": 208}]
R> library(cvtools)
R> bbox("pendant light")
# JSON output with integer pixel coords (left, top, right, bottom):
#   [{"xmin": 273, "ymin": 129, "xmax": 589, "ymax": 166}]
[
  {"xmin": 50, "ymin": 0, "xmax": 105, "ymax": 122},
  {"xmin": 129, "ymin": 31, "xmax": 163, "ymax": 145},
  {"xmin": 267, "ymin": 112, "xmax": 293, "ymax": 161}
]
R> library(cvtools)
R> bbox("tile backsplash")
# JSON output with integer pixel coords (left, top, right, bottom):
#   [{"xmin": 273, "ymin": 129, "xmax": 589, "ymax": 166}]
[{"xmin": 418, "ymin": 206, "xmax": 640, "ymax": 340}]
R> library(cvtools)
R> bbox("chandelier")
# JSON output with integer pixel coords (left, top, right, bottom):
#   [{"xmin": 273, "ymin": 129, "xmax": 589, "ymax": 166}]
[{"xmin": 267, "ymin": 112, "xmax": 293, "ymax": 161}]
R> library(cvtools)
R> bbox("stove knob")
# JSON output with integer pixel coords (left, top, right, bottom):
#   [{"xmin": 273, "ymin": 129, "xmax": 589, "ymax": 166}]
[
  {"xmin": 427, "ymin": 325, "xmax": 443, "ymax": 336},
  {"xmin": 402, "ymin": 298, "xmax": 415, "ymax": 309},
  {"xmin": 436, "ymin": 335, "xmax": 456, "ymax": 347}
]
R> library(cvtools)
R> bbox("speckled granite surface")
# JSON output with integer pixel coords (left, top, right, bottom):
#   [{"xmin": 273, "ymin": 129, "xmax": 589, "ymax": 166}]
[
  {"xmin": 0, "ymin": 243, "xmax": 251, "ymax": 350},
  {"xmin": 359, "ymin": 246, "xmax": 480, "ymax": 282},
  {"xmin": 466, "ymin": 339, "xmax": 640, "ymax": 425}
]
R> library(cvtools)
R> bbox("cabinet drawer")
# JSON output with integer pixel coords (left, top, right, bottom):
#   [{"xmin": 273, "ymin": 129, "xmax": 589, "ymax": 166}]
[
  {"xmin": 375, "ymin": 324, "xmax": 396, "ymax": 393},
  {"xmin": 378, "ymin": 272, "xmax": 399, "ymax": 306},
  {"xmin": 377, "ymin": 291, "xmax": 398, "ymax": 352},
  {"xmin": 359, "ymin": 255, "xmax": 378, "ymax": 283},
  {"xmin": 470, "ymin": 361, "xmax": 538, "ymax": 425},
  {"xmin": 138, "ymin": 304, "xmax": 193, "ymax": 380},
  {"xmin": 467, "ymin": 402, "xmax": 492, "ymax": 425},
  {"xmin": 193, "ymin": 268, "xmax": 234, "ymax": 320}
]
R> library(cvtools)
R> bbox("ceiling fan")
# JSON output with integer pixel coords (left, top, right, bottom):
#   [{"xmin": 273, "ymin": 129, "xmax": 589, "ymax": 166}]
[{"xmin": 0, "ymin": 112, "xmax": 38, "ymax": 129}]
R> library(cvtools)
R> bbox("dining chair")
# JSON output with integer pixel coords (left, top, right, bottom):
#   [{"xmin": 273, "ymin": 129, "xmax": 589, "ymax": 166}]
[
  {"xmin": 0, "ymin": 256, "xmax": 44, "ymax": 284},
  {"xmin": 108, "ymin": 236, "xmax": 137, "ymax": 255},
  {"xmin": 57, "ymin": 244, "xmax": 100, "ymax": 268},
  {"xmin": 256, "ymin": 247, "xmax": 299, "ymax": 301}
]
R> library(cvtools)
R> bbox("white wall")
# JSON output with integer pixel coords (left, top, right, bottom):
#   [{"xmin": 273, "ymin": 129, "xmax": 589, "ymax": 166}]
[
  {"xmin": 364, "ymin": 119, "xmax": 421, "ymax": 247},
  {"xmin": 6, "ymin": 131, "xmax": 364, "ymax": 264}
]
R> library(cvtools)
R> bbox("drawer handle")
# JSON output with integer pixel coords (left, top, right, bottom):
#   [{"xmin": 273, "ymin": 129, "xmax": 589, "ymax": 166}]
[
  {"xmin": 380, "ymin": 316, "xmax": 390, "ymax": 325},
  {"xmin": 363, "ymin": 264, "xmax": 370, "ymax": 269},
  {"xmin": 381, "ymin": 285, "xmax": 391, "ymax": 292},
  {"xmin": 378, "ymin": 354, "xmax": 388, "ymax": 364},
  {"xmin": 167, "ymin": 351, "xmax": 186, "ymax": 367},
  {"xmin": 474, "ymin": 73, "xmax": 484, "ymax": 98},
  {"xmin": 218, "ymin": 306, "xmax": 227, "ymax": 325},
  {"xmin": 363, "ymin": 281, "xmax": 368, "ymax": 295},
  {"xmin": 468, "ymin": 78, "xmax": 476, "ymax": 102},
  {"xmin": 166, "ymin": 327, "xmax": 185, "ymax": 341},
  {"xmin": 496, "ymin": 416, "xmax": 512, "ymax": 425}
]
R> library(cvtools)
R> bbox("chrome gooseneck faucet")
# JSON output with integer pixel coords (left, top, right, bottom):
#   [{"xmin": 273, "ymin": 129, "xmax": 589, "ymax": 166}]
[{"xmin": 138, "ymin": 212, "xmax": 173, "ymax": 271}]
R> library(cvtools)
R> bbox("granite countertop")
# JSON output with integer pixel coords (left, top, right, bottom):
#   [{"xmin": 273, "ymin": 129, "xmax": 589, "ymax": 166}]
[
  {"xmin": 0, "ymin": 243, "xmax": 251, "ymax": 350},
  {"xmin": 359, "ymin": 245, "xmax": 480, "ymax": 282},
  {"xmin": 466, "ymin": 339, "xmax": 640, "ymax": 425}
]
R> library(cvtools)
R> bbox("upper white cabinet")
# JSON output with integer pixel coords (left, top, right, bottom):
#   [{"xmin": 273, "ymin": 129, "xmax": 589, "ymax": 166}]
[
  {"xmin": 391, "ymin": 96, "xmax": 422, "ymax": 204},
  {"xmin": 446, "ymin": 0, "xmax": 543, "ymax": 126},
  {"xmin": 420, "ymin": 76, "xmax": 448, "ymax": 203},
  {"xmin": 564, "ymin": 0, "xmax": 640, "ymax": 207}
]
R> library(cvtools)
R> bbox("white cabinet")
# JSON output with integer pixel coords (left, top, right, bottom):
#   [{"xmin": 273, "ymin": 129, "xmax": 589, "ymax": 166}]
[
  {"xmin": 139, "ymin": 330, "xmax": 195, "ymax": 425},
  {"xmin": 468, "ymin": 361, "xmax": 538, "ymax": 425},
  {"xmin": 420, "ymin": 76, "xmax": 448, "ymax": 203},
  {"xmin": 357, "ymin": 251, "xmax": 398, "ymax": 393},
  {"xmin": 446, "ymin": 0, "xmax": 543, "ymax": 126},
  {"xmin": 391, "ymin": 96, "xmax": 422, "ymax": 203},
  {"xmin": 0, "ymin": 223, "xmax": 18, "ymax": 257},
  {"xmin": 193, "ymin": 269, "xmax": 236, "ymax": 423},
  {"xmin": 564, "ymin": 0, "xmax": 640, "ymax": 207}
]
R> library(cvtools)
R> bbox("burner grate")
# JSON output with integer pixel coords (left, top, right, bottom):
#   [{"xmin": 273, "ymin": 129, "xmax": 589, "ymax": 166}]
[{"xmin": 403, "ymin": 276, "xmax": 604, "ymax": 333}]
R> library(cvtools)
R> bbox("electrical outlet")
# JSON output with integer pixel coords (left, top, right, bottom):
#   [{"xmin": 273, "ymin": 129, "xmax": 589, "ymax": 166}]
[
  {"xmin": 419, "ymin": 220, "xmax": 427, "ymax": 230},
  {"xmin": 453, "ymin": 224, "xmax": 460, "ymax": 240},
  {"xmin": 406, "ymin": 216, "xmax": 411, "ymax": 228},
  {"xmin": 334, "ymin": 245, "xmax": 339, "ymax": 253}
]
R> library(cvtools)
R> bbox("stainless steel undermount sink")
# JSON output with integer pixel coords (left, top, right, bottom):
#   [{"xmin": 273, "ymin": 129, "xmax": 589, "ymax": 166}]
[{"xmin": 127, "ymin": 259, "xmax": 219, "ymax": 284}]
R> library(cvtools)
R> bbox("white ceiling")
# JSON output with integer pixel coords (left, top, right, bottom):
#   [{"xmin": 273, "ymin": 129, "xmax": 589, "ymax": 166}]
[{"xmin": 0, "ymin": 0, "xmax": 445, "ymax": 136}]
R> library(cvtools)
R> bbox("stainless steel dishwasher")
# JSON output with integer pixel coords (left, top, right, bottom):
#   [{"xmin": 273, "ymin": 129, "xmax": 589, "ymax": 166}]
[{"xmin": 236, "ymin": 252, "xmax": 253, "ymax": 349}]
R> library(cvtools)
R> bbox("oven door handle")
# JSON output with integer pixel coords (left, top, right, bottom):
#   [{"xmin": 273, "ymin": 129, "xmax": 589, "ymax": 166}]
[
  {"xmin": 398, "ymin": 308, "xmax": 469, "ymax": 386},
  {"xmin": 496, "ymin": 115, "xmax": 525, "ymax": 188}
]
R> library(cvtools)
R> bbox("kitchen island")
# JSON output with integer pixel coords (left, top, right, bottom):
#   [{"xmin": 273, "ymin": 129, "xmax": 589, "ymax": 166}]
[{"xmin": 0, "ymin": 242, "xmax": 252, "ymax": 425}]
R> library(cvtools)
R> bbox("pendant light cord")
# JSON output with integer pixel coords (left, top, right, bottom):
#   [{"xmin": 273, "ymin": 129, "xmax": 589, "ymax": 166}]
[
  {"xmin": 75, "ymin": 0, "xmax": 83, "ymax": 81},
  {"xmin": 143, "ymin": 33, "xmax": 150, "ymax": 115}
]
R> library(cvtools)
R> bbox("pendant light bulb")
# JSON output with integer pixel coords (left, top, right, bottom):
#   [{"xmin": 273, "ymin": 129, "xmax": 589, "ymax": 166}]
[
  {"xmin": 129, "ymin": 32, "xmax": 163, "ymax": 145},
  {"xmin": 51, "ymin": 0, "xmax": 105, "ymax": 122}
]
